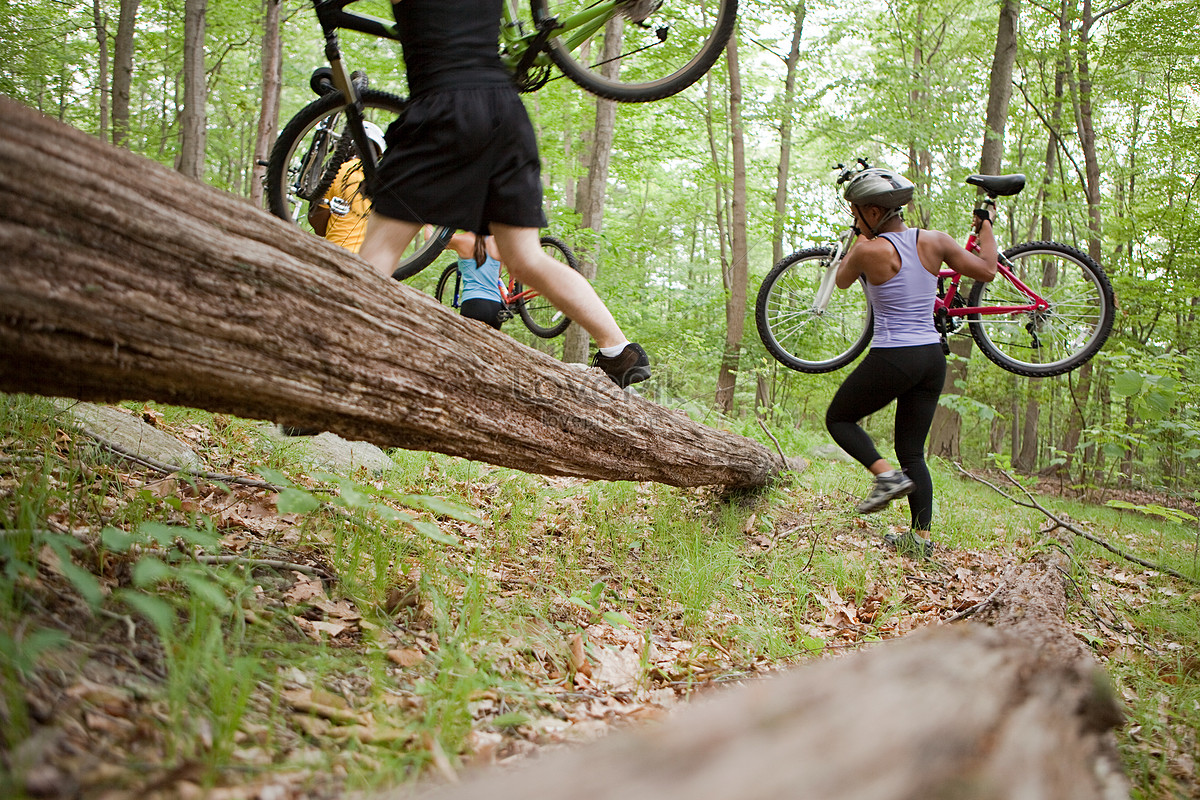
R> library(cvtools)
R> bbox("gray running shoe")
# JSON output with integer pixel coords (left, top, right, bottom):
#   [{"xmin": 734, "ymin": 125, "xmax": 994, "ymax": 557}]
[
  {"xmin": 592, "ymin": 342, "xmax": 651, "ymax": 388},
  {"xmin": 883, "ymin": 529, "xmax": 934, "ymax": 559},
  {"xmin": 855, "ymin": 470, "xmax": 915, "ymax": 513}
]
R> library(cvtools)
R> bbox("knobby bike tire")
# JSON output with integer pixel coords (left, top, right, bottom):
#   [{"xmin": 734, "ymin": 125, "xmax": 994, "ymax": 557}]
[
  {"xmin": 966, "ymin": 241, "xmax": 1114, "ymax": 377},
  {"xmin": 515, "ymin": 235, "xmax": 577, "ymax": 338},
  {"xmin": 434, "ymin": 263, "xmax": 461, "ymax": 308},
  {"xmin": 531, "ymin": 0, "xmax": 737, "ymax": 102},
  {"xmin": 264, "ymin": 89, "xmax": 452, "ymax": 280},
  {"xmin": 755, "ymin": 247, "xmax": 874, "ymax": 374}
]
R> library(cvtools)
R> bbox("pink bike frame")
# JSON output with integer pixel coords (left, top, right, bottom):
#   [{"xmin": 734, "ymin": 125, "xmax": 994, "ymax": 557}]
[{"xmin": 934, "ymin": 232, "xmax": 1051, "ymax": 319}]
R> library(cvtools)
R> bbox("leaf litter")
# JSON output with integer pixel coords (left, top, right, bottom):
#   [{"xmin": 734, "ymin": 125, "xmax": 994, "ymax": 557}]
[{"xmin": 0, "ymin": 409, "xmax": 1196, "ymax": 799}]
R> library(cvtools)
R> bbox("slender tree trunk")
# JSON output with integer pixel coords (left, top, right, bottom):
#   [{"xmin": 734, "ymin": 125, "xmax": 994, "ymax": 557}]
[
  {"xmin": 980, "ymin": 0, "xmax": 1019, "ymax": 175},
  {"xmin": 178, "ymin": 0, "xmax": 207, "ymax": 179},
  {"xmin": 715, "ymin": 29, "xmax": 747, "ymax": 414},
  {"xmin": 772, "ymin": 1, "xmax": 806, "ymax": 267},
  {"xmin": 250, "ymin": 0, "xmax": 282, "ymax": 206},
  {"xmin": 704, "ymin": 70, "xmax": 731, "ymax": 335},
  {"xmin": 112, "ymin": 0, "xmax": 139, "ymax": 148},
  {"xmin": 931, "ymin": 0, "xmax": 1020, "ymax": 460},
  {"xmin": 92, "ymin": 0, "xmax": 111, "ymax": 142},
  {"xmin": 1059, "ymin": 0, "xmax": 1104, "ymax": 474},
  {"xmin": 565, "ymin": 20, "xmax": 622, "ymax": 365}
]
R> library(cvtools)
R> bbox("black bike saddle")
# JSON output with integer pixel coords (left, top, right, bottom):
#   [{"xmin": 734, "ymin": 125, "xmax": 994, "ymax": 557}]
[{"xmin": 966, "ymin": 174, "xmax": 1027, "ymax": 197}]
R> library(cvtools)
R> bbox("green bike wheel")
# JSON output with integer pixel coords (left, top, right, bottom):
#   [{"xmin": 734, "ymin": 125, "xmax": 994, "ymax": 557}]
[{"xmin": 531, "ymin": 0, "xmax": 738, "ymax": 102}]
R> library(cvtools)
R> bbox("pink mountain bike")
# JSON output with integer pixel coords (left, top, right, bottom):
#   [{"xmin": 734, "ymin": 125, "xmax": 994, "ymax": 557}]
[{"xmin": 755, "ymin": 163, "xmax": 1115, "ymax": 378}]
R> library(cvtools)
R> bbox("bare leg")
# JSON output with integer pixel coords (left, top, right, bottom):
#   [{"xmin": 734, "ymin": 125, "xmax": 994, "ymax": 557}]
[
  {"xmin": 359, "ymin": 212, "xmax": 423, "ymax": 279},
  {"xmin": 868, "ymin": 459, "xmax": 894, "ymax": 476},
  {"xmin": 490, "ymin": 223, "xmax": 625, "ymax": 349}
]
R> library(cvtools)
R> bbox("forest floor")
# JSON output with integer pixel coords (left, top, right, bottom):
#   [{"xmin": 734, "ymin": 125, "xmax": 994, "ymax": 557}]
[{"xmin": 1, "ymin": 397, "xmax": 1197, "ymax": 799}]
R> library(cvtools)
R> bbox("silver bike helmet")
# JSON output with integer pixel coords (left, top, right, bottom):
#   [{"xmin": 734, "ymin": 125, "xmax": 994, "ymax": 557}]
[
  {"xmin": 361, "ymin": 121, "xmax": 386, "ymax": 155},
  {"xmin": 843, "ymin": 168, "xmax": 914, "ymax": 210}
]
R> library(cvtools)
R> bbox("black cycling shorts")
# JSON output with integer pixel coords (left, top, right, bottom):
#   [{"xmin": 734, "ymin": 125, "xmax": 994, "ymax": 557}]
[{"xmin": 370, "ymin": 85, "xmax": 548, "ymax": 234}]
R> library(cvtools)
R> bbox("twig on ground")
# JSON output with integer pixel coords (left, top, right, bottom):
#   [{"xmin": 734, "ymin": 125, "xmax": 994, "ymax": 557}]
[
  {"xmin": 756, "ymin": 419, "xmax": 787, "ymax": 468},
  {"xmin": 91, "ymin": 439, "xmax": 281, "ymax": 491},
  {"xmin": 953, "ymin": 463, "xmax": 1199, "ymax": 586},
  {"xmin": 944, "ymin": 581, "xmax": 1005, "ymax": 623},
  {"xmin": 194, "ymin": 555, "xmax": 335, "ymax": 581},
  {"xmin": 1056, "ymin": 566, "xmax": 1161, "ymax": 657}
]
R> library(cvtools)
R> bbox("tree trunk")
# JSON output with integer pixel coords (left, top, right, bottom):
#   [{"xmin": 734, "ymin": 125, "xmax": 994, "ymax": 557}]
[
  {"xmin": 565, "ymin": 20, "xmax": 622, "ymax": 365},
  {"xmin": 0, "ymin": 98, "xmax": 785, "ymax": 489},
  {"xmin": 178, "ymin": 0, "xmax": 207, "ymax": 179},
  {"xmin": 92, "ymin": 0, "xmax": 110, "ymax": 142},
  {"xmin": 414, "ymin": 535, "xmax": 1128, "ymax": 800},
  {"xmin": 715, "ymin": 29, "xmax": 746, "ymax": 415},
  {"xmin": 1072, "ymin": 0, "xmax": 1104, "ymax": 266},
  {"xmin": 112, "ymin": 0, "xmax": 139, "ymax": 147},
  {"xmin": 772, "ymin": 2, "xmax": 806, "ymax": 268},
  {"xmin": 930, "ymin": 0, "xmax": 1020, "ymax": 461},
  {"xmin": 980, "ymin": 0, "xmax": 1019, "ymax": 175},
  {"xmin": 250, "ymin": 0, "xmax": 282, "ymax": 207}
]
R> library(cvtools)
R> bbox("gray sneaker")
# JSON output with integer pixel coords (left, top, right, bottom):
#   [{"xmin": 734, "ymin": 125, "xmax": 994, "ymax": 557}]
[
  {"xmin": 883, "ymin": 530, "xmax": 934, "ymax": 559},
  {"xmin": 592, "ymin": 343, "xmax": 651, "ymax": 388},
  {"xmin": 855, "ymin": 470, "xmax": 914, "ymax": 513}
]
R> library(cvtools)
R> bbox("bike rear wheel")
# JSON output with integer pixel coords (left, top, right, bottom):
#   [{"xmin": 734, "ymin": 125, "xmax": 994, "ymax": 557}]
[
  {"xmin": 515, "ymin": 235, "xmax": 577, "ymax": 338},
  {"xmin": 755, "ymin": 248, "xmax": 874, "ymax": 373},
  {"xmin": 264, "ymin": 89, "xmax": 452, "ymax": 279},
  {"xmin": 967, "ymin": 241, "xmax": 1114, "ymax": 377},
  {"xmin": 531, "ymin": 0, "xmax": 737, "ymax": 102}
]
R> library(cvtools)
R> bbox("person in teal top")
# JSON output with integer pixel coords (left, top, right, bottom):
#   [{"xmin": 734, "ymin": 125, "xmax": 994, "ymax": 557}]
[{"xmin": 446, "ymin": 231, "xmax": 505, "ymax": 329}]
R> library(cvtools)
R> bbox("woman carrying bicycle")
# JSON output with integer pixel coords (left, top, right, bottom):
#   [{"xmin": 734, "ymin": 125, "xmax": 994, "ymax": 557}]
[
  {"xmin": 357, "ymin": 0, "xmax": 650, "ymax": 388},
  {"xmin": 446, "ymin": 231, "xmax": 506, "ymax": 330},
  {"xmin": 825, "ymin": 167, "xmax": 997, "ymax": 557}
]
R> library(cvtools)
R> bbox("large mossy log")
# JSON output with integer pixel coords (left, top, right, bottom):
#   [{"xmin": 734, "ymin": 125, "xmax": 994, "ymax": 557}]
[
  {"xmin": 0, "ymin": 98, "xmax": 783, "ymax": 488},
  {"xmin": 409, "ymin": 539, "xmax": 1128, "ymax": 800}
]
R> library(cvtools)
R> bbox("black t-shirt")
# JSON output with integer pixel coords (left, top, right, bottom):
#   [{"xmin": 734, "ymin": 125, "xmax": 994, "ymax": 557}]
[{"xmin": 393, "ymin": 0, "xmax": 510, "ymax": 95}]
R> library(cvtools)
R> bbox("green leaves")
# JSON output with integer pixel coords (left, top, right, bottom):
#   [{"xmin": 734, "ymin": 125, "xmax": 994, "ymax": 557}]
[{"xmin": 261, "ymin": 469, "xmax": 478, "ymax": 547}]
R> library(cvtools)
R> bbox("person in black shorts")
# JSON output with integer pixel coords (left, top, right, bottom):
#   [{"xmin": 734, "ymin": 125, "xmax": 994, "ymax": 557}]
[
  {"xmin": 825, "ymin": 167, "xmax": 997, "ymax": 558},
  {"xmin": 359, "ymin": 0, "xmax": 650, "ymax": 389}
]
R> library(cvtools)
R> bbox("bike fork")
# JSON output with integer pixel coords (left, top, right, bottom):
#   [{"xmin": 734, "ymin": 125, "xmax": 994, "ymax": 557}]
[{"xmin": 322, "ymin": 29, "xmax": 378, "ymax": 182}]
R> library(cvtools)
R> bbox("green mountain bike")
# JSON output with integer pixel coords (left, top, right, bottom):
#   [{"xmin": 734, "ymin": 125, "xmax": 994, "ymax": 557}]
[{"xmin": 264, "ymin": 0, "xmax": 737, "ymax": 279}]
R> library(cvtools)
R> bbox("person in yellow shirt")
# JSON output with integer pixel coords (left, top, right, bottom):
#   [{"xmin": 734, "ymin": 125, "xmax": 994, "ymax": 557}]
[
  {"xmin": 306, "ymin": 121, "xmax": 387, "ymax": 253},
  {"xmin": 283, "ymin": 121, "xmax": 387, "ymax": 437}
]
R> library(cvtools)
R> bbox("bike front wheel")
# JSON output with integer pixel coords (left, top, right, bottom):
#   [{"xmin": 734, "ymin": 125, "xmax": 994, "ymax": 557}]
[
  {"xmin": 434, "ymin": 263, "xmax": 461, "ymax": 308},
  {"xmin": 515, "ymin": 235, "xmax": 577, "ymax": 338},
  {"xmin": 755, "ymin": 248, "xmax": 874, "ymax": 373},
  {"xmin": 967, "ymin": 241, "xmax": 1114, "ymax": 377},
  {"xmin": 531, "ymin": 0, "xmax": 738, "ymax": 102},
  {"xmin": 264, "ymin": 89, "xmax": 452, "ymax": 279}
]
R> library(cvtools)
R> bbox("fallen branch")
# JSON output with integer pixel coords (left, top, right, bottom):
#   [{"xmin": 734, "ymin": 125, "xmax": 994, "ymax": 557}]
[
  {"xmin": 0, "ymin": 98, "xmax": 781, "ymax": 489},
  {"xmin": 91, "ymin": 438, "xmax": 283, "ymax": 491},
  {"xmin": 953, "ymin": 463, "xmax": 1198, "ymax": 585}
]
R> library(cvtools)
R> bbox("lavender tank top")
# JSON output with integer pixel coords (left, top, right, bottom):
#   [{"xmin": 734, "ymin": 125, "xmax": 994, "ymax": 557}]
[{"xmin": 865, "ymin": 228, "xmax": 939, "ymax": 348}]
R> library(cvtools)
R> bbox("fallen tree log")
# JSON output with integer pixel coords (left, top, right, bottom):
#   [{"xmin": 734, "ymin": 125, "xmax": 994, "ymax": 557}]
[
  {"xmin": 406, "ymin": 536, "xmax": 1129, "ymax": 800},
  {"xmin": 0, "ymin": 98, "xmax": 784, "ymax": 488}
]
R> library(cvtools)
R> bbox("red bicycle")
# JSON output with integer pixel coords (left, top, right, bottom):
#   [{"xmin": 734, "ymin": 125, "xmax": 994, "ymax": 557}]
[
  {"xmin": 755, "ymin": 162, "xmax": 1115, "ymax": 378},
  {"xmin": 434, "ymin": 234, "xmax": 578, "ymax": 339}
]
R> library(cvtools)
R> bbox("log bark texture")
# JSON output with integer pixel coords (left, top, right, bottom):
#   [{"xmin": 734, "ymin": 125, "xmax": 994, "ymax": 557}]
[
  {"xmin": 408, "ymin": 538, "xmax": 1128, "ymax": 800},
  {"xmin": 0, "ymin": 98, "xmax": 784, "ymax": 488}
]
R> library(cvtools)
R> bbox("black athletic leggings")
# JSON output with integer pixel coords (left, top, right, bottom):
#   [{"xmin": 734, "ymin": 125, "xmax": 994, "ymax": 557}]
[
  {"xmin": 825, "ymin": 344, "xmax": 946, "ymax": 531},
  {"xmin": 460, "ymin": 298, "xmax": 505, "ymax": 330}
]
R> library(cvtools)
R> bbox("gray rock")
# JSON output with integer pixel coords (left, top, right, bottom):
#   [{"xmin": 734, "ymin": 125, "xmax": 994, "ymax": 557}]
[
  {"xmin": 811, "ymin": 443, "xmax": 855, "ymax": 464},
  {"xmin": 265, "ymin": 427, "xmax": 395, "ymax": 475},
  {"xmin": 56, "ymin": 401, "xmax": 203, "ymax": 471}
]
